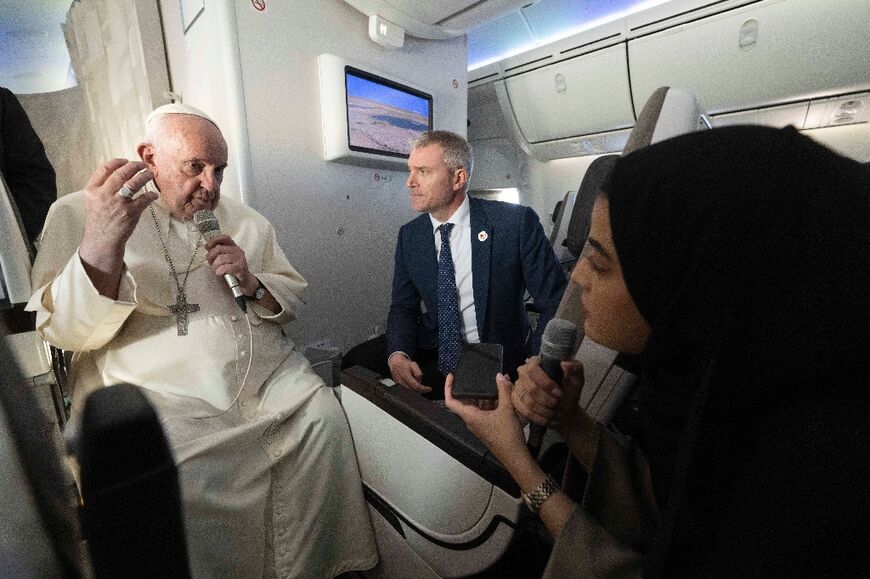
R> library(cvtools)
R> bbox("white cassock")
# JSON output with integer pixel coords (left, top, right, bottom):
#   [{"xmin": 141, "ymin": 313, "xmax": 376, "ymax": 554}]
[{"xmin": 27, "ymin": 192, "xmax": 377, "ymax": 578}]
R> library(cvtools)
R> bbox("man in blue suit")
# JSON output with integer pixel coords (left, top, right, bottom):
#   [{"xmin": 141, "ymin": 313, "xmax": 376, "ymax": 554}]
[{"xmin": 386, "ymin": 131, "xmax": 566, "ymax": 397}]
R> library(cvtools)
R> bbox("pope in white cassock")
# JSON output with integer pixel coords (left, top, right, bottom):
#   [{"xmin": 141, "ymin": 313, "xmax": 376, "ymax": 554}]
[{"xmin": 26, "ymin": 104, "xmax": 378, "ymax": 578}]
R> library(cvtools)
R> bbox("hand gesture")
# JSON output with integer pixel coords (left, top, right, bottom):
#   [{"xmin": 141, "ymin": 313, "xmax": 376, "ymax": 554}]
[
  {"xmin": 80, "ymin": 159, "xmax": 157, "ymax": 260},
  {"xmin": 77, "ymin": 159, "xmax": 157, "ymax": 298},
  {"xmin": 512, "ymin": 358, "xmax": 584, "ymax": 435},
  {"xmin": 388, "ymin": 354, "xmax": 431, "ymax": 394}
]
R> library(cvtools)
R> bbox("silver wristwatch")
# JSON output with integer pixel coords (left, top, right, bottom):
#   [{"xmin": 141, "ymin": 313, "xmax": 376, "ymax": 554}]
[
  {"xmin": 249, "ymin": 279, "xmax": 266, "ymax": 300},
  {"xmin": 522, "ymin": 474, "xmax": 559, "ymax": 514}
]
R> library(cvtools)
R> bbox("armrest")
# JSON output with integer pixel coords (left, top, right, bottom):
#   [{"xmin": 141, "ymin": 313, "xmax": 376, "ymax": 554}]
[{"xmin": 342, "ymin": 366, "xmax": 519, "ymax": 496}]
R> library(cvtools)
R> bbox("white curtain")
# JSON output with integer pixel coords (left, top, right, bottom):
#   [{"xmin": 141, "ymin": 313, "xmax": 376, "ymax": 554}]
[
  {"xmin": 19, "ymin": 87, "xmax": 99, "ymax": 199},
  {"xmin": 62, "ymin": 0, "xmax": 156, "ymax": 161}
]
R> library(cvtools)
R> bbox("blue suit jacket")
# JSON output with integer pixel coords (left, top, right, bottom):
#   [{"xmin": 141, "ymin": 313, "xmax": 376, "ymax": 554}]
[{"xmin": 386, "ymin": 197, "xmax": 567, "ymax": 376}]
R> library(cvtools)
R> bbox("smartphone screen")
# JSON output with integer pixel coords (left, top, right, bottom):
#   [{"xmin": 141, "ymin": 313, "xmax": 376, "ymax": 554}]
[{"xmin": 451, "ymin": 343, "xmax": 503, "ymax": 399}]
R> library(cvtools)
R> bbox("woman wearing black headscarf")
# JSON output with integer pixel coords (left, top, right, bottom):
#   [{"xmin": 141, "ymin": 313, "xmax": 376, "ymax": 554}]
[{"xmin": 446, "ymin": 125, "xmax": 870, "ymax": 576}]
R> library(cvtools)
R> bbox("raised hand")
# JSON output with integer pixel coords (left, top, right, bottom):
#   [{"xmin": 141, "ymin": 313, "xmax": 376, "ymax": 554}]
[{"xmin": 78, "ymin": 159, "xmax": 157, "ymax": 298}]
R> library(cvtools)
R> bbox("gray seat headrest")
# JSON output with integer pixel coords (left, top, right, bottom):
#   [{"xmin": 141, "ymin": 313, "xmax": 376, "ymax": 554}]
[
  {"xmin": 549, "ymin": 190, "xmax": 578, "ymax": 267},
  {"xmin": 565, "ymin": 155, "xmax": 618, "ymax": 258},
  {"xmin": 563, "ymin": 87, "xmax": 704, "ymax": 258},
  {"xmin": 624, "ymin": 86, "xmax": 704, "ymax": 155}
]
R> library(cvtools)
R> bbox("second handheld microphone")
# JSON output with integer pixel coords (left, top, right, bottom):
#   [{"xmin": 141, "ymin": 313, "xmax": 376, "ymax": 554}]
[{"xmin": 527, "ymin": 318, "xmax": 578, "ymax": 458}]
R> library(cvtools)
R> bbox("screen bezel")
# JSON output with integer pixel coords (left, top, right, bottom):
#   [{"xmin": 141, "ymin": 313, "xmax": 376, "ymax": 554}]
[{"xmin": 344, "ymin": 65, "xmax": 434, "ymax": 159}]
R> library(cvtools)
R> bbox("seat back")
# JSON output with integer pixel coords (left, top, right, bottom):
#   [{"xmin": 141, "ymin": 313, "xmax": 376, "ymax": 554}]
[
  {"xmin": 565, "ymin": 155, "xmax": 619, "ymax": 259},
  {"xmin": 0, "ymin": 169, "xmax": 33, "ymax": 309},
  {"xmin": 547, "ymin": 189, "xmax": 577, "ymax": 270},
  {"xmin": 1, "ymin": 166, "xmax": 71, "ymax": 427},
  {"xmin": 0, "ymin": 342, "xmax": 86, "ymax": 577},
  {"xmin": 559, "ymin": 86, "xmax": 705, "ymax": 423},
  {"xmin": 77, "ymin": 384, "xmax": 191, "ymax": 578}
]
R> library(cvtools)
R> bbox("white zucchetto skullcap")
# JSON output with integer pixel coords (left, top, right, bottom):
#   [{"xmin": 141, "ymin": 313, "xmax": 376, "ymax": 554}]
[{"xmin": 145, "ymin": 103, "xmax": 220, "ymax": 130}]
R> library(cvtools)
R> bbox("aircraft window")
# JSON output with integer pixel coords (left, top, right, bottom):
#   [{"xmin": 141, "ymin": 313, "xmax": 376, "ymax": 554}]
[{"xmin": 469, "ymin": 187, "xmax": 521, "ymax": 204}]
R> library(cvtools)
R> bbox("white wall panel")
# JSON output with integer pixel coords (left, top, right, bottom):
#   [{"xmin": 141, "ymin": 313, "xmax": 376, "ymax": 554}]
[
  {"xmin": 160, "ymin": 0, "xmax": 467, "ymax": 350},
  {"xmin": 629, "ymin": 0, "xmax": 870, "ymax": 114}
]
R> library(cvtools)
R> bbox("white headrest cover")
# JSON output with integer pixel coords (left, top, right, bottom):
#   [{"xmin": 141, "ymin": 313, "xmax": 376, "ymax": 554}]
[
  {"xmin": 650, "ymin": 88, "xmax": 703, "ymax": 145},
  {"xmin": 623, "ymin": 87, "xmax": 703, "ymax": 156}
]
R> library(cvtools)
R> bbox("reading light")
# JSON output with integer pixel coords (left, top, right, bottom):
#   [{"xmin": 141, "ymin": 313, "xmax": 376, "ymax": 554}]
[{"xmin": 838, "ymin": 100, "xmax": 862, "ymax": 115}]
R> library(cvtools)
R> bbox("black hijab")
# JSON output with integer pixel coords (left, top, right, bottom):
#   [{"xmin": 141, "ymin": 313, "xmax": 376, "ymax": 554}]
[{"xmin": 605, "ymin": 126, "xmax": 870, "ymax": 576}]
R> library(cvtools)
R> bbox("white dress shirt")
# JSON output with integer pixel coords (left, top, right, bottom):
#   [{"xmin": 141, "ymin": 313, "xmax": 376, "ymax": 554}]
[{"xmin": 430, "ymin": 194, "xmax": 480, "ymax": 344}]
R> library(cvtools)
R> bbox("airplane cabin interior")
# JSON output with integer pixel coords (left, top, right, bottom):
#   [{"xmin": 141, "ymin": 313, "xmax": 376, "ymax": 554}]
[{"xmin": 1, "ymin": 0, "xmax": 869, "ymax": 577}]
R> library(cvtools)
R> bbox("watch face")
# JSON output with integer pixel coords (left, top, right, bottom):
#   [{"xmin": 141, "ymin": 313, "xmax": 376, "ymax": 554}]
[{"xmin": 254, "ymin": 284, "xmax": 266, "ymax": 299}]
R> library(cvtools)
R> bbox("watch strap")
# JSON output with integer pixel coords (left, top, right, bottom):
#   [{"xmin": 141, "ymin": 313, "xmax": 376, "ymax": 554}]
[
  {"xmin": 522, "ymin": 474, "xmax": 559, "ymax": 514},
  {"xmin": 247, "ymin": 278, "xmax": 266, "ymax": 300}
]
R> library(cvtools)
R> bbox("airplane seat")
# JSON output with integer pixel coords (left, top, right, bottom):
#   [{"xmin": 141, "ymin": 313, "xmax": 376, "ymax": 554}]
[
  {"xmin": 547, "ymin": 189, "xmax": 578, "ymax": 273},
  {"xmin": 339, "ymin": 86, "xmax": 706, "ymax": 578},
  {"xmin": 0, "ymin": 169, "xmax": 71, "ymax": 430},
  {"xmin": 76, "ymin": 384, "xmax": 191, "ymax": 578},
  {"xmin": 340, "ymin": 366, "xmax": 526, "ymax": 578},
  {"xmin": 0, "ymin": 341, "xmax": 88, "ymax": 577},
  {"xmin": 558, "ymin": 86, "xmax": 705, "ymax": 424},
  {"xmin": 1, "ymin": 345, "xmax": 190, "ymax": 577},
  {"xmin": 1, "ymin": 331, "xmax": 68, "ymax": 431}
]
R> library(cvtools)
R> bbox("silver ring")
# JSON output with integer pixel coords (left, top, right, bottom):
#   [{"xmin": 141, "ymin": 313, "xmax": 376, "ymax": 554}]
[{"xmin": 118, "ymin": 185, "xmax": 135, "ymax": 199}]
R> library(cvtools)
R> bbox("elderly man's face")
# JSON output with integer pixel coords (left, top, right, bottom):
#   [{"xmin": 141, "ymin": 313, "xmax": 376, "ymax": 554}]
[{"xmin": 141, "ymin": 115, "xmax": 228, "ymax": 220}]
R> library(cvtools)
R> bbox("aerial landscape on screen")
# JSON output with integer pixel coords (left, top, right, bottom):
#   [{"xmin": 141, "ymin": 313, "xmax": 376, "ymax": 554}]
[{"xmin": 346, "ymin": 71, "xmax": 431, "ymax": 156}]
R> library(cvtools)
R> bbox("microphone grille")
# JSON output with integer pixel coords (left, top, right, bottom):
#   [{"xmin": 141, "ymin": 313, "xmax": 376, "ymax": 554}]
[
  {"xmin": 540, "ymin": 318, "xmax": 578, "ymax": 361},
  {"xmin": 193, "ymin": 209, "xmax": 220, "ymax": 236}
]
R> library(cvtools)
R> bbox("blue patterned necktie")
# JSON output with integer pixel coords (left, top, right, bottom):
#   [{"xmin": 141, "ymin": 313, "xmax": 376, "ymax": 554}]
[{"xmin": 437, "ymin": 223, "xmax": 463, "ymax": 375}]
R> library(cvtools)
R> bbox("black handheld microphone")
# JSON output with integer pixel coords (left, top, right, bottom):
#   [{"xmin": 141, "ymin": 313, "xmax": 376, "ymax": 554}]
[
  {"xmin": 193, "ymin": 209, "xmax": 247, "ymax": 312},
  {"xmin": 527, "ymin": 318, "xmax": 578, "ymax": 458},
  {"xmin": 77, "ymin": 384, "xmax": 191, "ymax": 578}
]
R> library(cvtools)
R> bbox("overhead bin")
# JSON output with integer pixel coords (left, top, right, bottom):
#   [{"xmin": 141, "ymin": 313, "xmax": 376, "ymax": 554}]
[
  {"xmin": 502, "ymin": 44, "xmax": 634, "ymax": 144},
  {"xmin": 628, "ymin": 0, "xmax": 870, "ymax": 116},
  {"xmin": 713, "ymin": 101, "xmax": 809, "ymax": 129},
  {"xmin": 471, "ymin": 0, "xmax": 869, "ymax": 161}
]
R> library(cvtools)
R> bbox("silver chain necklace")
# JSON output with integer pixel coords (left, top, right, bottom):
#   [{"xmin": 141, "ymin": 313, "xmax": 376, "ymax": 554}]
[{"xmin": 150, "ymin": 205, "xmax": 202, "ymax": 336}]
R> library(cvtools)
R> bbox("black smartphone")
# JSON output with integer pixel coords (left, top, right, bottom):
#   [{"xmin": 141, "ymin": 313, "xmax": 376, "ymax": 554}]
[{"xmin": 451, "ymin": 343, "xmax": 503, "ymax": 400}]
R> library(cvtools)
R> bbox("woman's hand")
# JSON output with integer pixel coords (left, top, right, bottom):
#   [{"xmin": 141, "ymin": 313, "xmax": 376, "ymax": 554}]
[
  {"xmin": 512, "ymin": 358, "xmax": 585, "ymax": 436},
  {"xmin": 444, "ymin": 373, "xmax": 530, "ymax": 469},
  {"xmin": 447, "ymin": 372, "xmax": 581, "ymax": 540}
]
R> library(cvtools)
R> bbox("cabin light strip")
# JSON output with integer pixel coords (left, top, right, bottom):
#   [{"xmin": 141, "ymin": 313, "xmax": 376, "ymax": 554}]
[{"xmin": 467, "ymin": 0, "xmax": 673, "ymax": 72}]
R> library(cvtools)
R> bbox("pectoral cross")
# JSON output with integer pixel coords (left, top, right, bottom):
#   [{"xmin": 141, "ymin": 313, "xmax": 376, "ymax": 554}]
[{"xmin": 168, "ymin": 291, "xmax": 200, "ymax": 336}]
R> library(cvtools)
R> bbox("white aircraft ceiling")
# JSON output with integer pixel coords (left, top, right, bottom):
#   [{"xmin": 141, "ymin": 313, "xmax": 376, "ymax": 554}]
[
  {"xmin": 466, "ymin": 0, "xmax": 670, "ymax": 69},
  {"xmin": 0, "ymin": 0, "xmax": 670, "ymax": 94},
  {"xmin": 346, "ymin": 0, "xmax": 672, "ymax": 69}
]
